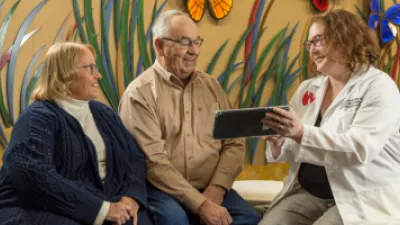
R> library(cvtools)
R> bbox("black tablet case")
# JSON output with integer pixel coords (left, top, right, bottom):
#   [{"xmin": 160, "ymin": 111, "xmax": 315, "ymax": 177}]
[{"xmin": 212, "ymin": 106, "xmax": 289, "ymax": 139}]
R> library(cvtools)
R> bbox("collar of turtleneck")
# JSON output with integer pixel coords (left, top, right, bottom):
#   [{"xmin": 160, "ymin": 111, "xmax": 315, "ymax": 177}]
[{"xmin": 54, "ymin": 97, "xmax": 90, "ymax": 123}]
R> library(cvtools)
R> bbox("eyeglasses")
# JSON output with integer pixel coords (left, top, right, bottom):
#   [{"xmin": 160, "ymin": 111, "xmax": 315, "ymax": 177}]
[
  {"xmin": 78, "ymin": 64, "xmax": 98, "ymax": 75},
  {"xmin": 304, "ymin": 35, "xmax": 327, "ymax": 51},
  {"xmin": 162, "ymin": 36, "xmax": 204, "ymax": 48}
]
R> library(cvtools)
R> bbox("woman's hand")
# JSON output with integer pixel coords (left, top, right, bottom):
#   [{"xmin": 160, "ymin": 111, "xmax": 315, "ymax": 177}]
[
  {"xmin": 261, "ymin": 107, "xmax": 304, "ymax": 143},
  {"xmin": 106, "ymin": 202, "xmax": 133, "ymax": 225},
  {"xmin": 262, "ymin": 135, "xmax": 285, "ymax": 159},
  {"xmin": 118, "ymin": 197, "xmax": 140, "ymax": 225}
]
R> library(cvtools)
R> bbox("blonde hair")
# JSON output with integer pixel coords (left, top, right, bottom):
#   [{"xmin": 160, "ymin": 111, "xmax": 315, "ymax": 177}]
[
  {"xmin": 31, "ymin": 42, "xmax": 95, "ymax": 101},
  {"xmin": 310, "ymin": 9, "xmax": 380, "ymax": 73}
]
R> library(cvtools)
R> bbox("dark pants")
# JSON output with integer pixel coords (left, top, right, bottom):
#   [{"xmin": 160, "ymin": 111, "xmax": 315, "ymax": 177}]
[
  {"xmin": 0, "ymin": 207, "xmax": 154, "ymax": 225},
  {"xmin": 146, "ymin": 184, "xmax": 261, "ymax": 225}
]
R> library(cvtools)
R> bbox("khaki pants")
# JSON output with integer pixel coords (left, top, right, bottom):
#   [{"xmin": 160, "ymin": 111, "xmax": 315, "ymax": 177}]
[{"xmin": 258, "ymin": 189, "xmax": 343, "ymax": 225}]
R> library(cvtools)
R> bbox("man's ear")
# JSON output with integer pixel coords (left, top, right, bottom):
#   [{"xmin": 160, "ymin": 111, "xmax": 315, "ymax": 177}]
[{"xmin": 154, "ymin": 37, "xmax": 164, "ymax": 57}]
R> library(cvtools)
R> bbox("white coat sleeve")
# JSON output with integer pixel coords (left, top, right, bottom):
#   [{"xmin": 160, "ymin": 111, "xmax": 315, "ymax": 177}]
[{"xmin": 266, "ymin": 80, "xmax": 309, "ymax": 162}]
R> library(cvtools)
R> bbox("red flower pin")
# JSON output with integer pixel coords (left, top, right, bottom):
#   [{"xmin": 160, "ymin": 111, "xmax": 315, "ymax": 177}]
[{"xmin": 302, "ymin": 91, "xmax": 316, "ymax": 106}]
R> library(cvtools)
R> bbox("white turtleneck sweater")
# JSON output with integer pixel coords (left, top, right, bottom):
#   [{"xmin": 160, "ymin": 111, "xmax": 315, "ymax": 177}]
[{"xmin": 54, "ymin": 97, "xmax": 110, "ymax": 225}]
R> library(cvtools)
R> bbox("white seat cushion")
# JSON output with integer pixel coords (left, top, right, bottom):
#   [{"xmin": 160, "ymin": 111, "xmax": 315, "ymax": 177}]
[{"xmin": 232, "ymin": 180, "xmax": 283, "ymax": 203}]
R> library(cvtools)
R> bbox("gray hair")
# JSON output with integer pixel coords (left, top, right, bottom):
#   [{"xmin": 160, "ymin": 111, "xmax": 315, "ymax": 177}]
[{"xmin": 152, "ymin": 9, "xmax": 187, "ymax": 42}]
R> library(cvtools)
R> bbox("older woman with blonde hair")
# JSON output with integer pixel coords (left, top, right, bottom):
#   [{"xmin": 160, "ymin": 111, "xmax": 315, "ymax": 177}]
[
  {"xmin": 0, "ymin": 42, "xmax": 153, "ymax": 225},
  {"xmin": 259, "ymin": 9, "xmax": 400, "ymax": 225}
]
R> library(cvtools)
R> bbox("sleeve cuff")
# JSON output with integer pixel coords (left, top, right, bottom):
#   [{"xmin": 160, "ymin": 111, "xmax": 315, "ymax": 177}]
[
  {"xmin": 93, "ymin": 201, "xmax": 110, "ymax": 225},
  {"xmin": 209, "ymin": 171, "xmax": 235, "ymax": 191},
  {"xmin": 294, "ymin": 124, "xmax": 312, "ymax": 161},
  {"xmin": 266, "ymin": 140, "xmax": 279, "ymax": 162},
  {"xmin": 265, "ymin": 138, "xmax": 297, "ymax": 161},
  {"xmin": 124, "ymin": 180, "xmax": 147, "ymax": 208},
  {"xmin": 182, "ymin": 188, "xmax": 207, "ymax": 213}
]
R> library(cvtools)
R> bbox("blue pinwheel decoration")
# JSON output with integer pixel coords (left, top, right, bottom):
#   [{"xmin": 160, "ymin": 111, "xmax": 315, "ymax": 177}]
[{"xmin": 369, "ymin": 0, "xmax": 400, "ymax": 43}]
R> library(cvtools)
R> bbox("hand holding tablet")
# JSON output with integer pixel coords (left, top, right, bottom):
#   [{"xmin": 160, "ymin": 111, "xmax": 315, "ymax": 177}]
[{"xmin": 212, "ymin": 105, "xmax": 290, "ymax": 139}]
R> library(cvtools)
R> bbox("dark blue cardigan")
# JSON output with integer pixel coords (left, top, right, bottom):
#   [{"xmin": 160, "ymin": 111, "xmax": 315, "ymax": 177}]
[{"xmin": 0, "ymin": 100, "xmax": 147, "ymax": 225}]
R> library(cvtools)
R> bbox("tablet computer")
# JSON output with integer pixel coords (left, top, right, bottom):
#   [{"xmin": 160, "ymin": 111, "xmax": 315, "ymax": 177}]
[{"xmin": 212, "ymin": 105, "xmax": 290, "ymax": 139}]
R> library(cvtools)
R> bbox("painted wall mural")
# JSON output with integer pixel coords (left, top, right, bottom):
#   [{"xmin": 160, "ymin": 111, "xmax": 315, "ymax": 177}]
[
  {"xmin": 185, "ymin": 0, "xmax": 233, "ymax": 22},
  {"xmin": 0, "ymin": 0, "xmax": 400, "ymax": 175},
  {"xmin": 0, "ymin": 0, "xmax": 49, "ymax": 150},
  {"xmin": 312, "ymin": 0, "xmax": 329, "ymax": 11}
]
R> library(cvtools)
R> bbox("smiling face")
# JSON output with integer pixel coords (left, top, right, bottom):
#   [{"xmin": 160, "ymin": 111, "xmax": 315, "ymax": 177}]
[
  {"xmin": 307, "ymin": 22, "xmax": 347, "ymax": 76},
  {"xmin": 155, "ymin": 15, "xmax": 200, "ymax": 82},
  {"xmin": 69, "ymin": 48, "xmax": 101, "ymax": 101}
]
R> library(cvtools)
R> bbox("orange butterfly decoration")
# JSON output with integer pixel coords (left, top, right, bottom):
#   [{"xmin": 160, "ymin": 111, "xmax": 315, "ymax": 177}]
[{"xmin": 186, "ymin": 0, "xmax": 233, "ymax": 22}]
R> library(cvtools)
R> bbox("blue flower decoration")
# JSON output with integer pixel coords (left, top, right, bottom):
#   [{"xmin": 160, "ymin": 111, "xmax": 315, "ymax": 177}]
[{"xmin": 368, "ymin": 0, "xmax": 400, "ymax": 43}]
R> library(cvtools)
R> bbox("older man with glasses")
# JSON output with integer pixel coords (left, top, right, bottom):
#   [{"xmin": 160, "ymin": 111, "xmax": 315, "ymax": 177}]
[{"xmin": 119, "ymin": 9, "xmax": 261, "ymax": 225}]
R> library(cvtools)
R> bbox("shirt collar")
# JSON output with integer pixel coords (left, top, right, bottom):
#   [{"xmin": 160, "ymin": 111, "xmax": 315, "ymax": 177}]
[{"xmin": 153, "ymin": 59, "xmax": 198, "ymax": 87}]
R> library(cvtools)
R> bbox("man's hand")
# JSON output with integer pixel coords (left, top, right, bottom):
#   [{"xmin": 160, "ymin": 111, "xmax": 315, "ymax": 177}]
[
  {"xmin": 118, "ymin": 196, "xmax": 140, "ymax": 225},
  {"xmin": 203, "ymin": 185, "xmax": 226, "ymax": 205},
  {"xmin": 106, "ymin": 202, "xmax": 133, "ymax": 225},
  {"xmin": 197, "ymin": 199, "xmax": 232, "ymax": 225}
]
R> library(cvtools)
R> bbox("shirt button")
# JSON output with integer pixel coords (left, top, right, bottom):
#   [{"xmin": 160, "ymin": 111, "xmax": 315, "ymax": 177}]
[
  {"xmin": 329, "ymin": 171, "xmax": 335, "ymax": 177},
  {"xmin": 198, "ymin": 107, "xmax": 202, "ymax": 111},
  {"xmin": 188, "ymin": 156, "xmax": 193, "ymax": 160},
  {"xmin": 187, "ymin": 133, "xmax": 191, "ymax": 137},
  {"xmin": 186, "ymin": 111, "xmax": 189, "ymax": 114}
]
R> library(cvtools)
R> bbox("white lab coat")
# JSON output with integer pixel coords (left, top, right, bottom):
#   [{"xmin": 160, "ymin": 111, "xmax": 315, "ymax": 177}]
[{"xmin": 266, "ymin": 65, "xmax": 400, "ymax": 225}]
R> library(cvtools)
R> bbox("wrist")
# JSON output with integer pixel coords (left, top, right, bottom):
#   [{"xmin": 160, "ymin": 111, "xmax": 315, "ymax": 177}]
[
  {"xmin": 292, "ymin": 124, "xmax": 304, "ymax": 143},
  {"xmin": 211, "ymin": 185, "xmax": 227, "ymax": 195},
  {"xmin": 197, "ymin": 199, "xmax": 210, "ymax": 214}
]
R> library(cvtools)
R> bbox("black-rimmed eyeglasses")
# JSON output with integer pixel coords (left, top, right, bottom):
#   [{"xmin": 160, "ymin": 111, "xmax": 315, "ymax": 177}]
[{"xmin": 162, "ymin": 36, "xmax": 204, "ymax": 48}]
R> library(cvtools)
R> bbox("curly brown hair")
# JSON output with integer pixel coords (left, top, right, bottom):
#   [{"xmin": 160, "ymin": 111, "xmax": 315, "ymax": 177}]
[{"xmin": 310, "ymin": 9, "xmax": 380, "ymax": 73}]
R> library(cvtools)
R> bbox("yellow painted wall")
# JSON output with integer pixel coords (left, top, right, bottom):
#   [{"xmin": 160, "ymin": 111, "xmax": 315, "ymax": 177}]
[{"xmin": 0, "ymin": 0, "xmax": 394, "ymax": 177}]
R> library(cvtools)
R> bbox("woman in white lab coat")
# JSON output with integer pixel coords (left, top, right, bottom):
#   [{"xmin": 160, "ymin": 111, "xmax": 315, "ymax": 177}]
[{"xmin": 258, "ymin": 9, "xmax": 400, "ymax": 225}]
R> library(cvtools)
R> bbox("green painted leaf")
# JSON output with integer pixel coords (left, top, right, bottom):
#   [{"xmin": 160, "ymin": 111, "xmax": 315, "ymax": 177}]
[
  {"xmin": 21, "ymin": 45, "xmax": 46, "ymax": 111},
  {"xmin": 206, "ymin": 40, "xmax": 229, "ymax": 75},
  {"xmin": 354, "ymin": 4, "xmax": 367, "ymax": 24},
  {"xmin": 100, "ymin": 0, "xmax": 118, "ymax": 96},
  {"xmin": 0, "ymin": 0, "xmax": 20, "ymax": 128},
  {"xmin": 253, "ymin": 37, "xmax": 290, "ymax": 107},
  {"xmin": 301, "ymin": 21, "xmax": 311, "ymax": 81},
  {"xmin": 286, "ymin": 53, "xmax": 300, "ymax": 76},
  {"xmin": 129, "ymin": 0, "xmax": 138, "ymax": 80},
  {"xmin": 137, "ymin": 0, "xmax": 151, "ymax": 69},
  {"xmin": 222, "ymin": 24, "xmax": 255, "ymax": 91},
  {"xmin": 84, "ymin": 0, "xmax": 119, "ymax": 110},
  {"xmin": 72, "ymin": 0, "xmax": 88, "ymax": 43},
  {"xmin": 243, "ymin": 27, "xmax": 286, "ymax": 108},
  {"xmin": 114, "ymin": 0, "xmax": 121, "ymax": 47},
  {"xmin": 384, "ymin": 55, "xmax": 396, "ymax": 73},
  {"xmin": 238, "ymin": 27, "xmax": 267, "ymax": 107},
  {"xmin": 150, "ymin": 0, "xmax": 158, "ymax": 62},
  {"xmin": 120, "ymin": 0, "xmax": 130, "ymax": 88},
  {"xmin": 26, "ymin": 63, "xmax": 43, "ymax": 106}
]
